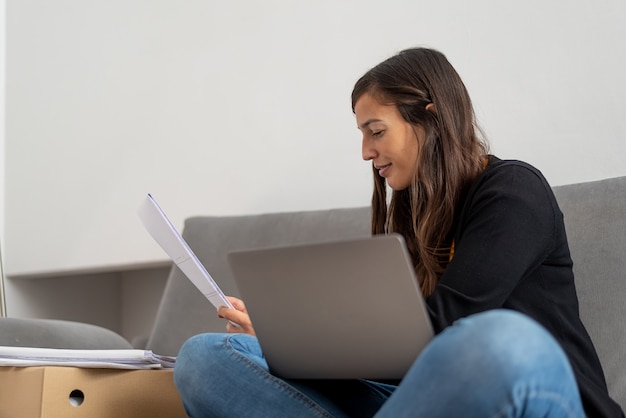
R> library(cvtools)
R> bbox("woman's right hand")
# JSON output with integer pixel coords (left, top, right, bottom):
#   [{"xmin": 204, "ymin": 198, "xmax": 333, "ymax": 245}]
[{"xmin": 218, "ymin": 296, "xmax": 256, "ymax": 336}]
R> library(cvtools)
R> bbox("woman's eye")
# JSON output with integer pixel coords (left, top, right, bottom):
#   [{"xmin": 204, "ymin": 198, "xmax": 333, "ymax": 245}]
[{"xmin": 372, "ymin": 130, "xmax": 384, "ymax": 137}]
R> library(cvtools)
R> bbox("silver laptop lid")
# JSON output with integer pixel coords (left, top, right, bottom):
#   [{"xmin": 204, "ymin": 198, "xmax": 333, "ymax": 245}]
[{"xmin": 227, "ymin": 234, "xmax": 433, "ymax": 380}]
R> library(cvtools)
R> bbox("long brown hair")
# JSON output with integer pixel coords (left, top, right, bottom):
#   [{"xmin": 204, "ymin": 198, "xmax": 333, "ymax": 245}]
[{"xmin": 351, "ymin": 48, "xmax": 489, "ymax": 296}]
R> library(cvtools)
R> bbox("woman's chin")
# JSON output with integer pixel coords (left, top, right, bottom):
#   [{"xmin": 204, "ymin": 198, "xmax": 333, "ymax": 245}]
[{"xmin": 386, "ymin": 179, "xmax": 411, "ymax": 191}]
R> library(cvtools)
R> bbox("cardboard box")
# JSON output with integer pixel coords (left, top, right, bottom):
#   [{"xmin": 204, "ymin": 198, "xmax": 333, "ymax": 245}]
[{"xmin": 0, "ymin": 366, "xmax": 188, "ymax": 418}]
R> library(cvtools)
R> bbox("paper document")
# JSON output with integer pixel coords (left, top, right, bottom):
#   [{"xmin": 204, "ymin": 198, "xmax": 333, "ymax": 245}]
[
  {"xmin": 138, "ymin": 194, "xmax": 234, "ymax": 311},
  {"xmin": 0, "ymin": 346, "xmax": 175, "ymax": 369}
]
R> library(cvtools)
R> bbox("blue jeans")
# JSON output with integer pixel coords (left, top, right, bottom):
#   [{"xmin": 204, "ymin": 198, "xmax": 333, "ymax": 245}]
[{"xmin": 174, "ymin": 310, "xmax": 585, "ymax": 417}]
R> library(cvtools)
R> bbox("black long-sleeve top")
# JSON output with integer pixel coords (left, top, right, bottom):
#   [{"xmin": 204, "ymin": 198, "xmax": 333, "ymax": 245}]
[{"xmin": 425, "ymin": 157, "xmax": 623, "ymax": 417}]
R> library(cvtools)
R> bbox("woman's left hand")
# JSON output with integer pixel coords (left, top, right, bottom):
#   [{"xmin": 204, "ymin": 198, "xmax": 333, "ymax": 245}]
[{"xmin": 218, "ymin": 296, "xmax": 256, "ymax": 336}]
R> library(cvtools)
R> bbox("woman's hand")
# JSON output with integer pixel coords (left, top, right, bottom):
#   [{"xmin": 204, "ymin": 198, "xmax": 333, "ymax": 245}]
[{"xmin": 218, "ymin": 296, "xmax": 256, "ymax": 336}]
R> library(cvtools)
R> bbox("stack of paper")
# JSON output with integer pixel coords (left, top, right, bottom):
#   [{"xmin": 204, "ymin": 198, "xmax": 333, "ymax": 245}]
[{"xmin": 0, "ymin": 346, "xmax": 176, "ymax": 369}]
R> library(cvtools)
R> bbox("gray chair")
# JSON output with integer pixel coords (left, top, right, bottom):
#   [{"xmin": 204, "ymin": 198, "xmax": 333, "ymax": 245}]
[{"xmin": 146, "ymin": 176, "xmax": 626, "ymax": 409}]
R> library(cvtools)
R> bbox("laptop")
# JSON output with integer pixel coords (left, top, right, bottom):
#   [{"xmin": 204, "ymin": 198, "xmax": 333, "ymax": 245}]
[{"xmin": 227, "ymin": 234, "xmax": 433, "ymax": 380}]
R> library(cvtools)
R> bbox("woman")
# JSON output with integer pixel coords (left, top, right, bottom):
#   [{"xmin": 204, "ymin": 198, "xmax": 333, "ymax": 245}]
[{"xmin": 174, "ymin": 48, "xmax": 624, "ymax": 417}]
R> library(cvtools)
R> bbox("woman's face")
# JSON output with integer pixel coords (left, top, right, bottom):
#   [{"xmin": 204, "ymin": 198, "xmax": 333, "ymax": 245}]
[{"xmin": 355, "ymin": 92, "xmax": 423, "ymax": 191}]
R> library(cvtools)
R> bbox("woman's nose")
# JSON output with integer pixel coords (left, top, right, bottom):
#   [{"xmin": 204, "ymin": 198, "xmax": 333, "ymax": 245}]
[{"xmin": 362, "ymin": 138, "xmax": 376, "ymax": 161}]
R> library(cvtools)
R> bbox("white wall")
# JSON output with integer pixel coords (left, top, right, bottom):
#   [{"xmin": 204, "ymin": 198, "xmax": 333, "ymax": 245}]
[
  {"xmin": 0, "ymin": 0, "xmax": 5, "ymax": 247},
  {"xmin": 5, "ymin": 0, "xmax": 626, "ymax": 279}
]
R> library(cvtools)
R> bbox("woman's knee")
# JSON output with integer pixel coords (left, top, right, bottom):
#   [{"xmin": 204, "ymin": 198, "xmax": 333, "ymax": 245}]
[
  {"xmin": 385, "ymin": 311, "xmax": 583, "ymax": 416},
  {"xmin": 460, "ymin": 310, "xmax": 565, "ymax": 364},
  {"xmin": 177, "ymin": 333, "xmax": 223, "ymax": 366},
  {"xmin": 174, "ymin": 333, "xmax": 265, "ymax": 389},
  {"xmin": 175, "ymin": 333, "xmax": 219, "ymax": 390},
  {"xmin": 421, "ymin": 310, "xmax": 574, "ymax": 383}
]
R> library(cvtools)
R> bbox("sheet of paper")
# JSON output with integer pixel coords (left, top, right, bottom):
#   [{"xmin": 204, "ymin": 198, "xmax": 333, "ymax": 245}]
[
  {"xmin": 137, "ymin": 194, "xmax": 233, "ymax": 311},
  {"xmin": 0, "ymin": 346, "xmax": 176, "ymax": 369}
]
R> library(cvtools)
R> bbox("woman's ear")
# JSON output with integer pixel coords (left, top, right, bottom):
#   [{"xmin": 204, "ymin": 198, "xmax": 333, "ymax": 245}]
[{"xmin": 425, "ymin": 103, "xmax": 436, "ymax": 113}]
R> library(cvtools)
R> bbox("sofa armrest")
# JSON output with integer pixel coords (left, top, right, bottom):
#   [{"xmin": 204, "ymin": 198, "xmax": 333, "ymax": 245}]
[{"xmin": 553, "ymin": 175, "xmax": 626, "ymax": 410}]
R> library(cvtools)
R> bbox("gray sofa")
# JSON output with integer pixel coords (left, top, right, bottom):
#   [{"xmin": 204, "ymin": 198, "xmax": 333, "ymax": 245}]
[{"xmin": 1, "ymin": 175, "xmax": 625, "ymax": 410}]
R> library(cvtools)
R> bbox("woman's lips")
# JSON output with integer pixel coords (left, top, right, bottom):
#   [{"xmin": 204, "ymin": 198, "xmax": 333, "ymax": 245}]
[{"xmin": 376, "ymin": 163, "xmax": 391, "ymax": 177}]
